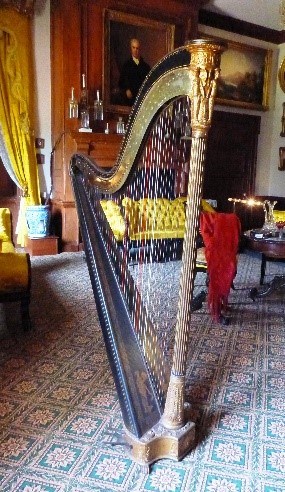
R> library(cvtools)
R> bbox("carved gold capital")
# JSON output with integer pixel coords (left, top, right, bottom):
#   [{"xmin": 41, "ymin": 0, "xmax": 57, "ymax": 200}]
[{"xmin": 187, "ymin": 39, "xmax": 227, "ymax": 137}]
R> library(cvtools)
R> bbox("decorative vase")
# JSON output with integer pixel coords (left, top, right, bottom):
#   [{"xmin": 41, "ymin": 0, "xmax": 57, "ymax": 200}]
[
  {"xmin": 262, "ymin": 200, "xmax": 277, "ymax": 232},
  {"xmin": 26, "ymin": 205, "xmax": 51, "ymax": 238}
]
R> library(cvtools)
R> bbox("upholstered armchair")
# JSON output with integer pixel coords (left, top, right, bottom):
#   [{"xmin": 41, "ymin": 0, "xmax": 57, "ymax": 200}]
[{"xmin": 0, "ymin": 208, "xmax": 31, "ymax": 331}]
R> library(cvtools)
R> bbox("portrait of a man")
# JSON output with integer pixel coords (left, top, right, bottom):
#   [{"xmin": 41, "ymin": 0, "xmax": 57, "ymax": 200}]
[
  {"xmin": 118, "ymin": 38, "xmax": 151, "ymax": 106},
  {"xmin": 104, "ymin": 10, "xmax": 175, "ymax": 113}
]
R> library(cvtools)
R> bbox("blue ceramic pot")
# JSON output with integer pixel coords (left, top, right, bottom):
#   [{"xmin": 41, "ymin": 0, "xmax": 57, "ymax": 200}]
[{"xmin": 26, "ymin": 205, "xmax": 50, "ymax": 238}]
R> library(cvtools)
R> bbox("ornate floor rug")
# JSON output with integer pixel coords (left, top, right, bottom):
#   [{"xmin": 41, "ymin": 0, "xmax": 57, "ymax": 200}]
[{"xmin": 0, "ymin": 251, "xmax": 285, "ymax": 491}]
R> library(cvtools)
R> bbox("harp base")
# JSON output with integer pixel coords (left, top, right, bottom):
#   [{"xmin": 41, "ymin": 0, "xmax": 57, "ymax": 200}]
[{"xmin": 125, "ymin": 415, "xmax": 195, "ymax": 465}]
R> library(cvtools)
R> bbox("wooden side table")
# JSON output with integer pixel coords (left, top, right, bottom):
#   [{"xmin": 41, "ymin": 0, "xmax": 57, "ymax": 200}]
[
  {"xmin": 25, "ymin": 236, "xmax": 58, "ymax": 256},
  {"xmin": 243, "ymin": 231, "xmax": 285, "ymax": 299}
]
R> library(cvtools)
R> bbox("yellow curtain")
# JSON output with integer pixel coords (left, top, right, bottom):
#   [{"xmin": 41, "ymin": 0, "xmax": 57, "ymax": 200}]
[{"xmin": 0, "ymin": 7, "xmax": 40, "ymax": 246}]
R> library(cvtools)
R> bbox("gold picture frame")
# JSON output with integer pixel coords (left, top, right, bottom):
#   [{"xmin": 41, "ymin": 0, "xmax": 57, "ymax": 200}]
[
  {"xmin": 278, "ymin": 57, "xmax": 285, "ymax": 93},
  {"xmin": 199, "ymin": 35, "xmax": 272, "ymax": 111},
  {"xmin": 103, "ymin": 9, "xmax": 175, "ymax": 115},
  {"xmin": 279, "ymin": 147, "xmax": 285, "ymax": 171}
]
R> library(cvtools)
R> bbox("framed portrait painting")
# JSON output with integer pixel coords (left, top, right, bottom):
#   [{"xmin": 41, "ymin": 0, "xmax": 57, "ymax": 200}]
[
  {"xmin": 103, "ymin": 9, "xmax": 175, "ymax": 114},
  {"xmin": 199, "ymin": 34, "xmax": 272, "ymax": 111}
]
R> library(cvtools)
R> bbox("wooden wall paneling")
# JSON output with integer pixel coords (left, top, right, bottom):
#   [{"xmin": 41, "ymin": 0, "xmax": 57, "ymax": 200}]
[
  {"xmin": 0, "ymin": 161, "xmax": 16, "ymax": 197},
  {"xmin": 63, "ymin": 1, "xmax": 81, "ymax": 135},
  {"xmin": 86, "ymin": 1, "xmax": 104, "ymax": 107},
  {"xmin": 52, "ymin": 132, "xmax": 79, "ymax": 250},
  {"xmin": 51, "ymin": 199, "xmax": 79, "ymax": 252},
  {"xmin": 51, "ymin": 0, "xmax": 82, "ymax": 250},
  {"xmin": 87, "ymin": 133, "xmax": 123, "ymax": 168},
  {"xmin": 80, "ymin": 0, "xmax": 88, "ymax": 80}
]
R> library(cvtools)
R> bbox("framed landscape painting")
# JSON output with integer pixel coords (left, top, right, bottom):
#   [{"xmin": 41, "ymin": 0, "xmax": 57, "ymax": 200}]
[
  {"xmin": 207, "ymin": 37, "xmax": 272, "ymax": 111},
  {"xmin": 103, "ymin": 9, "xmax": 175, "ymax": 114}
]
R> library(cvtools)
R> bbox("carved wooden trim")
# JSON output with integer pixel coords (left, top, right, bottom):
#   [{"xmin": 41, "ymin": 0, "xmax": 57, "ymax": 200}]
[
  {"xmin": 80, "ymin": 0, "xmax": 88, "ymax": 83},
  {"xmin": 199, "ymin": 9, "xmax": 282, "ymax": 45}
]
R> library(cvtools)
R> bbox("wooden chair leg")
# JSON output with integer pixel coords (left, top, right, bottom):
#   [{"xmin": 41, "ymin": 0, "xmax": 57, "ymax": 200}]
[
  {"xmin": 20, "ymin": 296, "xmax": 31, "ymax": 331},
  {"xmin": 260, "ymin": 254, "xmax": 266, "ymax": 285}
]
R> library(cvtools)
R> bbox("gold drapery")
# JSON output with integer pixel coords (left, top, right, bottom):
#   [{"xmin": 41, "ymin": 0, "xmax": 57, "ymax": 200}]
[{"xmin": 0, "ymin": 7, "xmax": 40, "ymax": 246}]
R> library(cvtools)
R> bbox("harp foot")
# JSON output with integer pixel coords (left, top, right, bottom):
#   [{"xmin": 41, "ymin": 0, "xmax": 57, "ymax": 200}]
[{"xmin": 125, "ymin": 416, "xmax": 195, "ymax": 465}]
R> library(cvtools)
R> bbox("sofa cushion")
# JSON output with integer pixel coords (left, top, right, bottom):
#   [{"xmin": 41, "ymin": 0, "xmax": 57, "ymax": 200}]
[
  {"xmin": 273, "ymin": 210, "xmax": 285, "ymax": 223},
  {"xmin": 1, "ymin": 241, "xmax": 15, "ymax": 253},
  {"xmin": 0, "ymin": 252, "xmax": 29, "ymax": 292}
]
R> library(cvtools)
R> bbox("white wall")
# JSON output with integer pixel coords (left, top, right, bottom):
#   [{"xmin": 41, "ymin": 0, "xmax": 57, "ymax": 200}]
[
  {"xmin": 33, "ymin": 0, "xmax": 51, "ymax": 198},
  {"xmin": 269, "ymin": 43, "xmax": 285, "ymax": 195}
]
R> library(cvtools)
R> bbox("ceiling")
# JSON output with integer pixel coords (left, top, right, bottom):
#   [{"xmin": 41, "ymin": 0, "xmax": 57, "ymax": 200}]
[{"xmin": 203, "ymin": 0, "xmax": 282, "ymax": 31}]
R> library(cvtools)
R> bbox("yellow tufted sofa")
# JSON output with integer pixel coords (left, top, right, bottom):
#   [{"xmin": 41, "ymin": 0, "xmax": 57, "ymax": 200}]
[
  {"xmin": 100, "ymin": 200, "xmax": 126, "ymax": 241},
  {"xmin": 272, "ymin": 210, "xmax": 285, "ymax": 223},
  {"xmin": 0, "ymin": 208, "xmax": 31, "ymax": 331},
  {"xmin": 121, "ymin": 196, "xmax": 187, "ymax": 241},
  {"xmin": 100, "ymin": 197, "xmax": 215, "ymax": 242}
]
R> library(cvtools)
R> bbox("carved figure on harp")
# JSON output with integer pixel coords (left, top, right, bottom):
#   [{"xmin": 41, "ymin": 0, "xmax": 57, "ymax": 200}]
[{"xmin": 190, "ymin": 67, "xmax": 220, "ymax": 127}]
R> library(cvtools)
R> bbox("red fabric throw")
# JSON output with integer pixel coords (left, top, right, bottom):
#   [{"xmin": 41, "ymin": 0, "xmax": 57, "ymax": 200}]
[{"xmin": 200, "ymin": 212, "xmax": 241, "ymax": 322}]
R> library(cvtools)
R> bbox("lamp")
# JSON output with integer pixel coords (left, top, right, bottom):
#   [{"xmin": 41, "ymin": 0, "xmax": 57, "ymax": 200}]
[{"xmin": 228, "ymin": 197, "xmax": 264, "ymax": 210}]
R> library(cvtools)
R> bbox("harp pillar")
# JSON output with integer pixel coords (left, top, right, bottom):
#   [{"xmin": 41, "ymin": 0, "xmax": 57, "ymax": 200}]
[
  {"xmin": 161, "ymin": 40, "xmax": 227, "ymax": 446},
  {"xmin": 126, "ymin": 40, "xmax": 227, "ymax": 465}
]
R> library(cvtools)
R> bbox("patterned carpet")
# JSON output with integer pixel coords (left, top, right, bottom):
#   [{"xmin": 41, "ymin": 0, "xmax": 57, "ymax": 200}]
[{"xmin": 0, "ymin": 250, "xmax": 285, "ymax": 491}]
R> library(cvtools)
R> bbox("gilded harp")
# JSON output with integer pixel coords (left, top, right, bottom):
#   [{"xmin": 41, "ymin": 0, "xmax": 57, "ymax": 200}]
[{"xmin": 70, "ymin": 39, "xmax": 226, "ymax": 465}]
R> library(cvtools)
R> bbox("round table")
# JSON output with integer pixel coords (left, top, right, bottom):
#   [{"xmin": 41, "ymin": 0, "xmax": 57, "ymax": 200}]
[{"xmin": 243, "ymin": 230, "xmax": 285, "ymax": 299}]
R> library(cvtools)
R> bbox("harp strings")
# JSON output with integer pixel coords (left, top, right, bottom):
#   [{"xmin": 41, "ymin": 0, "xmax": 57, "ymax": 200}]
[
  {"xmin": 82, "ymin": 97, "xmax": 192, "ymax": 401},
  {"xmin": 124, "ymin": 97, "xmax": 191, "ymax": 354}
]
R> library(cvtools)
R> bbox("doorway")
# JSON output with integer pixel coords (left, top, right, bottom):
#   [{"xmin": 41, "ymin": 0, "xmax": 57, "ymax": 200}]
[{"xmin": 203, "ymin": 110, "xmax": 261, "ymax": 216}]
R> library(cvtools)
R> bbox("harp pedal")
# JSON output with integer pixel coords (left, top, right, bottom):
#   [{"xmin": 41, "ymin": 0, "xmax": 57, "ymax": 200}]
[{"xmin": 100, "ymin": 431, "xmax": 132, "ymax": 450}]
